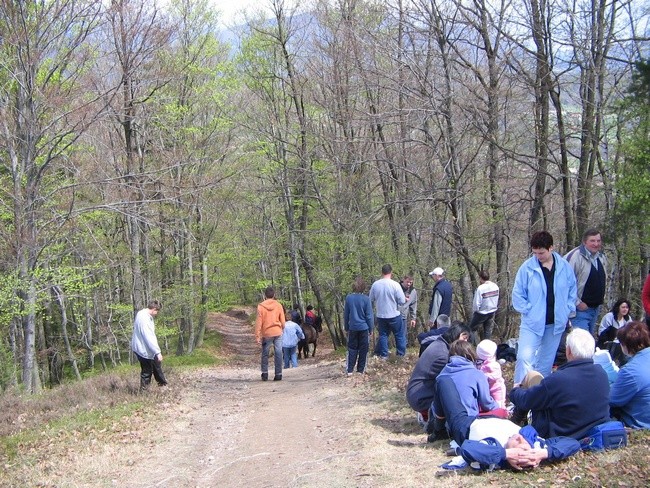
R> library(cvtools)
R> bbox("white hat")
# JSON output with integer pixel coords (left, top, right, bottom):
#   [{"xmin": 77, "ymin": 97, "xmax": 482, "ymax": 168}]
[
  {"xmin": 476, "ymin": 340, "xmax": 497, "ymax": 361},
  {"xmin": 428, "ymin": 267, "xmax": 444, "ymax": 276}
]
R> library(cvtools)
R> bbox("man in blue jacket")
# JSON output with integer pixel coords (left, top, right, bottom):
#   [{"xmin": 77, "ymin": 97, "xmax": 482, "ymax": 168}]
[
  {"xmin": 456, "ymin": 418, "xmax": 580, "ymax": 471},
  {"xmin": 427, "ymin": 267, "xmax": 453, "ymax": 327},
  {"xmin": 510, "ymin": 328, "xmax": 610, "ymax": 439}
]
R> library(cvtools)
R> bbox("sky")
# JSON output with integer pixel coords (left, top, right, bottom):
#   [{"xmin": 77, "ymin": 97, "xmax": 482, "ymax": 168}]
[
  {"xmin": 213, "ymin": 0, "xmax": 305, "ymax": 28},
  {"xmin": 213, "ymin": 0, "xmax": 256, "ymax": 26}
]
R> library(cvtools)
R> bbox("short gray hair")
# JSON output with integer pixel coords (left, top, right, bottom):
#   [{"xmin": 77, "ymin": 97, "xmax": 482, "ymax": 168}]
[
  {"xmin": 436, "ymin": 314, "xmax": 451, "ymax": 328},
  {"xmin": 566, "ymin": 328, "xmax": 595, "ymax": 360}
]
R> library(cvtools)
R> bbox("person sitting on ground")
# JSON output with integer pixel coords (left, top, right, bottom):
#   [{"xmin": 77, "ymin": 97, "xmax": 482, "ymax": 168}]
[
  {"xmin": 417, "ymin": 314, "xmax": 451, "ymax": 356},
  {"xmin": 597, "ymin": 298, "xmax": 633, "ymax": 348},
  {"xmin": 509, "ymin": 328, "xmax": 610, "ymax": 439},
  {"xmin": 609, "ymin": 321, "xmax": 650, "ymax": 429},
  {"xmin": 406, "ymin": 324, "xmax": 470, "ymax": 426},
  {"xmin": 431, "ymin": 340, "xmax": 504, "ymax": 445},
  {"xmin": 476, "ymin": 339, "xmax": 506, "ymax": 409},
  {"xmin": 454, "ymin": 417, "xmax": 581, "ymax": 471},
  {"xmin": 593, "ymin": 347, "xmax": 619, "ymax": 384}
]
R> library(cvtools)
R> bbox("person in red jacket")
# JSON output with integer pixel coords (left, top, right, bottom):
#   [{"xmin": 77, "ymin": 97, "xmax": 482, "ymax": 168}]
[
  {"xmin": 642, "ymin": 272, "xmax": 650, "ymax": 327},
  {"xmin": 255, "ymin": 287, "xmax": 285, "ymax": 381}
]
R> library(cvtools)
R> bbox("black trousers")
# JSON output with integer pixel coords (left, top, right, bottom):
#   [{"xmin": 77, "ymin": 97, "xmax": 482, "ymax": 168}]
[
  {"xmin": 136, "ymin": 353, "xmax": 167, "ymax": 389},
  {"xmin": 469, "ymin": 311, "xmax": 495, "ymax": 345}
]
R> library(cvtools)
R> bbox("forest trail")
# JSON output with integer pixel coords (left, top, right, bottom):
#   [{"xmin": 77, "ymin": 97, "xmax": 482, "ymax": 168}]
[{"xmin": 111, "ymin": 308, "xmax": 402, "ymax": 488}]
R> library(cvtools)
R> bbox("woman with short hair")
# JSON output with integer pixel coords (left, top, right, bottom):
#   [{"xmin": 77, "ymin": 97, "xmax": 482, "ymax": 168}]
[{"xmin": 609, "ymin": 321, "xmax": 650, "ymax": 429}]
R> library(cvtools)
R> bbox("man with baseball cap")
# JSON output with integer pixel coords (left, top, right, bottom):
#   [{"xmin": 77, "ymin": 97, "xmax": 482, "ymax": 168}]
[{"xmin": 428, "ymin": 267, "xmax": 452, "ymax": 328}]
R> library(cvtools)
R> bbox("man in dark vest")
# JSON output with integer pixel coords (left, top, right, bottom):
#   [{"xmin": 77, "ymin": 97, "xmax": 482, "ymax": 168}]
[
  {"xmin": 428, "ymin": 267, "xmax": 453, "ymax": 329},
  {"xmin": 564, "ymin": 229, "xmax": 607, "ymax": 335}
]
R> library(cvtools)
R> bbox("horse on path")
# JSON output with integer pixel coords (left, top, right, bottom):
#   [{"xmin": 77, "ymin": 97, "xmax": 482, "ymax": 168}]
[{"xmin": 298, "ymin": 316, "xmax": 322, "ymax": 359}]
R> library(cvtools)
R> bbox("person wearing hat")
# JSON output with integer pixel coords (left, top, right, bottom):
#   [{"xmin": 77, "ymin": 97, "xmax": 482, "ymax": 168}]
[
  {"xmin": 476, "ymin": 339, "xmax": 506, "ymax": 408},
  {"xmin": 428, "ymin": 267, "xmax": 453, "ymax": 328}
]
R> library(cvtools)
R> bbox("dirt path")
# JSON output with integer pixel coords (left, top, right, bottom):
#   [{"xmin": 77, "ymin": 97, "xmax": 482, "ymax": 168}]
[{"xmin": 101, "ymin": 309, "xmax": 457, "ymax": 488}]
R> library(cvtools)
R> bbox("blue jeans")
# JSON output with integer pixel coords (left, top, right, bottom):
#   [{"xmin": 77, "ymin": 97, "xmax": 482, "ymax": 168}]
[
  {"xmin": 347, "ymin": 329, "xmax": 370, "ymax": 373},
  {"xmin": 374, "ymin": 316, "xmax": 406, "ymax": 357},
  {"xmin": 514, "ymin": 325, "xmax": 564, "ymax": 384},
  {"xmin": 283, "ymin": 346, "xmax": 298, "ymax": 368},
  {"xmin": 572, "ymin": 306, "xmax": 600, "ymax": 335},
  {"xmin": 433, "ymin": 375, "xmax": 476, "ymax": 446},
  {"xmin": 261, "ymin": 335, "xmax": 283, "ymax": 376}
]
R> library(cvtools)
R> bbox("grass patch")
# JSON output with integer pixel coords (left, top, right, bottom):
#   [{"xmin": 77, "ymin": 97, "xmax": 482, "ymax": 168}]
[
  {"xmin": 365, "ymin": 347, "xmax": 650, "ymax": 487},
  {"xmin": 165, "ymin": 328, "xmax": 226, "ymax": 368},
  {"xmin": 0, "ymin": 400, "xmax": 144, "ymax": 462}
]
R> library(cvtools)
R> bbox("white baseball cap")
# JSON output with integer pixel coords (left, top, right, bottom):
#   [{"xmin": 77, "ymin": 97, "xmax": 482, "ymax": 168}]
[{"xmin": 428, "ymin": 267, "xmax": 444, "ymax": 276}]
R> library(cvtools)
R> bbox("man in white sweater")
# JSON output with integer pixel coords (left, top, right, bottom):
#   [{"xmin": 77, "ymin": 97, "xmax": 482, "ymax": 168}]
[
  {"xmin": 469, "ymin": 271, "xmax": 500, "ymax": 345},
  {"xmin": 131, "ymin": 300, "xmax": 167, "ymax": 389}
]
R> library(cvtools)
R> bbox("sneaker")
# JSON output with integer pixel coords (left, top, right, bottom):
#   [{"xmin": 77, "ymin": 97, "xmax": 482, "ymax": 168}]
[
  {"xmin": 273, "ymin": 375, "xmax": 282, "ymax": 381},
  {"xmin": 346, "ymin": 372, "xmax": 354, "ymax": 377},
  {"xmin": 261, "ymin": 373, "xmax": 268, "ymax": 381},
  {"xmin": 416, "ymin": 412, "xmax": 428, "ymax": 429}
]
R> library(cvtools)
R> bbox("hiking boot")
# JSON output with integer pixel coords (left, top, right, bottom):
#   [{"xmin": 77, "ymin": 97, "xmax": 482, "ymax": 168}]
[
  {"xmin": 273, "ymin": 375, "xmax": 282, "ymax": 381},
  {"xmin": 261, "ymin": 373, "xmax": 268, "ymax": 381},
  {"xmin": 427, "ymin": 429, "xmax": 450, "ymax": 443}
]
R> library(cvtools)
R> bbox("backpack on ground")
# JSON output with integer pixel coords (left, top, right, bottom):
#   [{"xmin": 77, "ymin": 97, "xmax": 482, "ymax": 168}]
[{"xmin": 579, "ymin": 420, "xmax": 627, "ymax": 451}]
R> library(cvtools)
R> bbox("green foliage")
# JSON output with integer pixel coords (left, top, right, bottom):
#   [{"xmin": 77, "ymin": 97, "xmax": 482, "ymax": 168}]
[
  {"xmin": 0, "ymin": 339, "xmax": 14, "ymax": 392},
  {"xmin": 616, "ymin": 59, "xmax": 650, "ymax": 223}
]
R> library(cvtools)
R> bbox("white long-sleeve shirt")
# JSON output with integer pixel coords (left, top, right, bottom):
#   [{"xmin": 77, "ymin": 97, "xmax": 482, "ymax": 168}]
[
  {"xmin": 472, "ymin": 281, "xmax": 500, "ymax": 314},
  {"xmin": 131, "ymin": 308, "xmax": 161, "ymax": 359}
]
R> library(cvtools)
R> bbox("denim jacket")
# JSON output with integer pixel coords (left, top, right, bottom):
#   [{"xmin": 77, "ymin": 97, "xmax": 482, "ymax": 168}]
[{"xmin": 512, "ymin": 252, "xmax": 577, "ymax": 336}]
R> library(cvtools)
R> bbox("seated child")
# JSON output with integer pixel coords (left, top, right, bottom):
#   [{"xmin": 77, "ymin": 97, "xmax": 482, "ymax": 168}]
[
  {"xmin": 592, "ymin": 347, "xmax": 619, "ymax": 384},
  {"xmin": 476, "ymin": 340, "xmax": 506, "ymax": 409}
]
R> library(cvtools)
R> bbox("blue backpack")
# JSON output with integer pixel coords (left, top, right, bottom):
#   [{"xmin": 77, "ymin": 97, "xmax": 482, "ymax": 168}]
[{"xmin": 579, "ymin": 421, "xmax": 627, "ymax": 451}]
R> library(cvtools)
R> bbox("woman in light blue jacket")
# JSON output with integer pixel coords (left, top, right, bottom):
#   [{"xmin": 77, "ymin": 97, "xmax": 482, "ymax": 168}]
[
  {"xmin": 609, "ymin": 321, "xmax": 650, "ymax": 429},
  {"xmin": 512, "ymin": 231, "xmax": 577, "ymax": 384}
]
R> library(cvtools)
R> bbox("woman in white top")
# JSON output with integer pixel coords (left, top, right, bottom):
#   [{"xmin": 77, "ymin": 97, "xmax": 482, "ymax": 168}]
[{"xmin": 597, "ymin": 299, "xmax": 633, "ymax": 348}]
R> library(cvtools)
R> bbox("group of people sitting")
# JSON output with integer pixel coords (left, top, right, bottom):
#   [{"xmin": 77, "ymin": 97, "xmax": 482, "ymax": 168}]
[{"xmin": 406, "ymin": 318, "xmax": 650, "ymax": 471}]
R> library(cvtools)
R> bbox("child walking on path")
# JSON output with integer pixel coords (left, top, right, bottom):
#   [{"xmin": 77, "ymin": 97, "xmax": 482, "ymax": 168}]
[
  {"xmin": 476, "ymin": 339, "xmax": 506, "ymax": 409},
  {"xmin": 282, "ymin": 316, "xmax": 305, "ymax": 368}
]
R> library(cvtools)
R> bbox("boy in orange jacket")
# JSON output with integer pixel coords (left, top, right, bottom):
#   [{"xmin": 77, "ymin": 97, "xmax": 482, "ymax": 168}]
[{"xmin": 255, "ymin": 287, "xmax": 286, "ymax": 381}]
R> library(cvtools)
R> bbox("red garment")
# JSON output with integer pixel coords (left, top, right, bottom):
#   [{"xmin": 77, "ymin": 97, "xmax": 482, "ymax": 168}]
[{"xmin": 305, "ymin": 310, "xmax": 316, "ymax": 325}]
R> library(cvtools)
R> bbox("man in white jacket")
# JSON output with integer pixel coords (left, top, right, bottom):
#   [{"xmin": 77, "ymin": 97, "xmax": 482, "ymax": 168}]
[{"xmin": 131, "ymin": 300, "xmax": 167, "ymax": 390}]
